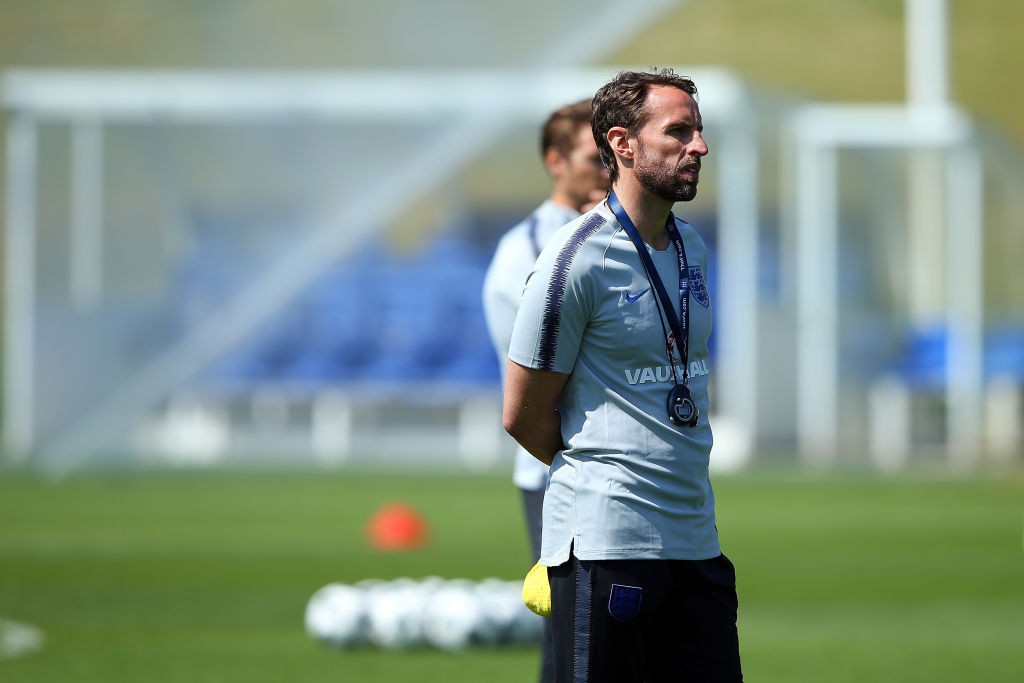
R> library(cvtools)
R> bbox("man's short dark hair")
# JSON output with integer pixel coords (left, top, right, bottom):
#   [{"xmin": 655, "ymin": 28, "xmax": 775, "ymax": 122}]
[
  {"xmin": 591, "ymin": 68, "xmax": 698, "ymax": 183},
  {"xmin": 540, "ymin": 98, "xmax": 593, "ymax": 160}
]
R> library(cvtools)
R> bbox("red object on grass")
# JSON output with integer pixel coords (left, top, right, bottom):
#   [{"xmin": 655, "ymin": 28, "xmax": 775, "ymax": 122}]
[{"xmin": 365, "ymin": 502, "xmax": 429, "ymax": 551}]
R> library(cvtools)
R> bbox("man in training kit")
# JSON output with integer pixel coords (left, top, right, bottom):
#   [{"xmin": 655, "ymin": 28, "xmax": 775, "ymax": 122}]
[
  {"xmin": 482, "ymin": 98, "xmax": 609, "ymax": 683},
  {"xmin": 503, "ymin": 69, "xmax": 743, "ymax": 682}
]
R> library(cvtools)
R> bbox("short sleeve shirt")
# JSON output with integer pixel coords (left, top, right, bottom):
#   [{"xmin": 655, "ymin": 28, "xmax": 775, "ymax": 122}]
[
  {"xmin": 482, "ymin": 200, "xmax": 580, "ymax": 491},
  {"xmin": 508, "ymin": 201, "xmax": 720, "ymax": 565}
]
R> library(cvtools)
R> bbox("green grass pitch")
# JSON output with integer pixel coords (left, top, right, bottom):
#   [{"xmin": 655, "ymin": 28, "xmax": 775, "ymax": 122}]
[{"xmin": 1, "ymin": 465, "xmax": 1021, "ymax": 682}]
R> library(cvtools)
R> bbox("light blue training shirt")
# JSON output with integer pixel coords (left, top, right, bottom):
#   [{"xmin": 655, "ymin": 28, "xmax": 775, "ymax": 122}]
[
  {"xmin": 507, "ymin": 201, "xmax": 720, "ymax": 565},
  {"xmin": 482, "ymin": 199, "xmax": 581, "ymax": 492}
]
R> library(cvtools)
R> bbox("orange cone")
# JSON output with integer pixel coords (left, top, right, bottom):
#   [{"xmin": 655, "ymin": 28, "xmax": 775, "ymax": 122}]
[{"xmin": 365, "ymin": 502, "xmax": 429, "ymax": 551}]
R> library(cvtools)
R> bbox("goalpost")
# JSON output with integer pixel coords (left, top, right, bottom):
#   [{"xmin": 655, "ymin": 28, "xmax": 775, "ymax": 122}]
[
  {"xmin": 4, "ymin": 0, "xmax": 1012, "ymax": 472},
  {"xmin": 2, "ymin": 65, "xmax": 761, "ymax": 469},
  {"xmin": 790, "ymin": 0, "xmax": 997, "ymax": 468}
]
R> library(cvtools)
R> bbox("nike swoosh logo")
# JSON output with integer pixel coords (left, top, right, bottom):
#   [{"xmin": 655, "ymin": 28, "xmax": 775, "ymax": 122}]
[{"xmin": 625, "ymin": 288, "xmax": 650, "ymax": 303}]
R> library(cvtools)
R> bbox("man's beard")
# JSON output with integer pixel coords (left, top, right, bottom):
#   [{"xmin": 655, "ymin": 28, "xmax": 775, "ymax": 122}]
[{"xmin": 635, "ymin": 145, "xmax": 698, "ymax": 202}]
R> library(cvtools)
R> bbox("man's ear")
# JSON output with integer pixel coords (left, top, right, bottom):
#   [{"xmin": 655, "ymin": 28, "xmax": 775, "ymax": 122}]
[
  {"xmin": 544, "ymin": 146, "xmax": 566, "ymax": 178},
  {"xmin": 607, "ymin": 126, "xmax": 633, "ymax": 162}
]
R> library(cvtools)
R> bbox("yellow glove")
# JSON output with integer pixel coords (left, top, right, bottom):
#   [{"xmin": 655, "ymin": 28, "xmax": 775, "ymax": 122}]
[{"xmin": 521, "ymin": 560, "xmax": 551, "ymax": 617}]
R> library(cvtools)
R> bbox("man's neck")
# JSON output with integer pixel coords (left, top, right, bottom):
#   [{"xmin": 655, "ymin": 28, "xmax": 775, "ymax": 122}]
[
  {"xmin": 611, "ymin": 179, "xmax": 673, "ymax": 250},
  {"xmin": 548, "ymin": 189, "xmax": 580, "ymax": 214}
]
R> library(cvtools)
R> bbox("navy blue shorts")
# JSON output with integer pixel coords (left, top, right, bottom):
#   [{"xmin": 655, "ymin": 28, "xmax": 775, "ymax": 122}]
[{"xmin": 548, "ymin": 552, "xmax": 743, "ymax": 682}]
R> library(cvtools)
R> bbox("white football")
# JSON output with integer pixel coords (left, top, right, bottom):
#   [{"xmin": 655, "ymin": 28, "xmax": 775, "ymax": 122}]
[
  {"xmin": 365, "ymin": 578, "xmax": 426, "ymax": 649},
  {"xmin": 473, "ymin": 578, "xmax": 520, "ymax": 645},
  {"xmin": 304, "ymin": 583, "xmax": 367, "ymax": 647},
  {"xmin": 421, "ymin": 579, "xmax": 483, "ymax": 651}
]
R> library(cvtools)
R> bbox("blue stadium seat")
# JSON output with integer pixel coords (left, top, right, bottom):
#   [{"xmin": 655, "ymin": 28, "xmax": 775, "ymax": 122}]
[
  {"xmin": 882, "ymin": 324, "xmax": 1024, "ymax": 389},
  {"xmin": 869, "ymin": 322, "xmax": 1024, "ymax": 465},
  {"xmin": 886, "ymin": 325, "xmax": 949, "ymax": 391},
  {"xmin": 208, "ymin": 324, "xmax": 303, "ymax": 385},
  {"xmin": 203, "ymin": 232, "xmax": 503, "ymax": 392},
  {"xmin": 411, "ymin": 237, "xmax": 497, "ymax": 384},
  {"xmin": 984, "ymin": 324, "xmax": 1024, "ymax": 382},
  {"xmin": 299, "ymin": 264, "xmax": 380, "ymax": 376}
]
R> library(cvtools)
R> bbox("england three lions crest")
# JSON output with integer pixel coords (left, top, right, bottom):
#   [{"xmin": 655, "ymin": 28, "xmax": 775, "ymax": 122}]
[
  {"xmin": 608, "ymin": 584, "xmax": 643, "ymax": 621},
  {"xmin": 688, "ymin": 265, "xmax": 710, "ymax": 308}
]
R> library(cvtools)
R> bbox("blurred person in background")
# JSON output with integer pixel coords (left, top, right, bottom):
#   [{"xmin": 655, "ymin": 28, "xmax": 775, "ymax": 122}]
[
  {"xmin": 482, "ymin": 97, "xmax": 609, "ymax": 683},
  {"xmin": 503, "ymin": 69, "xmax": 743, "ymax": 682}
]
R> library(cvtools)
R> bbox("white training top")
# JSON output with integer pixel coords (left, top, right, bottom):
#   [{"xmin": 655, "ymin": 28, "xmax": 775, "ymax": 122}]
[
  {"xmin": 482, "ymin": 200, "xmax": 581, "ymax": 491},
  {"xmin": 508, "ymin": 201, "xmax": 720, "ymax": 564}
]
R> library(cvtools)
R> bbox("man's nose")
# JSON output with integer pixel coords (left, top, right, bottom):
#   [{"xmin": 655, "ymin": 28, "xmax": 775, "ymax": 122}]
[{"xmin": 691, "ymin": 131, "xmax": 709, "ymax": 157}]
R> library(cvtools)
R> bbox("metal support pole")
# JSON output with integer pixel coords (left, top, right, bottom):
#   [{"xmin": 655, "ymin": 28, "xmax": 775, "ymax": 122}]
[
  {"xmin": 944, "ymin": 139, "xmax": 985, "ymax": 466},
  {"xmin": 906, "ymin": 0, "xmax": 949, "ymax": 106},
  {"xmin": 796, "ymin": 140, "xmax": 839, "ymax": 464},
  {"xmin": 4, "ymin": 115, "xmax": 38, "ymax": 458},
  {"xmin": 714, "ymin": 106, "xmax": 759, "ymax": 455},
  {"xmin": 70, "ymin": 119, "xmax": 105, "ymax": 310}
]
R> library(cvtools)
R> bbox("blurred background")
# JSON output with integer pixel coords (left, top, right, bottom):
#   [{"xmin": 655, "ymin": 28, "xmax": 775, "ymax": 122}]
[
  {"xmin": 2, "ymin": 0, "xmax": 1023, "ymax": 472},
  {"xmin": 1, "ymin": 1, "xmax": 1022, "ymax": 682}
]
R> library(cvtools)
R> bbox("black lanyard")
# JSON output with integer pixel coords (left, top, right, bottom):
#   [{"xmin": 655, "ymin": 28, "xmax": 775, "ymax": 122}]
[{"xmin": 607, "ymin": 190, "xmax": 691, "ymax": 381}]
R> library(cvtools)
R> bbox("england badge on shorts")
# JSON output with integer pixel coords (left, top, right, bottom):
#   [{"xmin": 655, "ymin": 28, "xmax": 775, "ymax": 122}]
[
  {"xmin": 688, "ymin": 265, "xmax": 710, "ymax": 308},
  {"xmin": 608, "ymin": 584, "xmax": 643, "ymax": 621}
]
